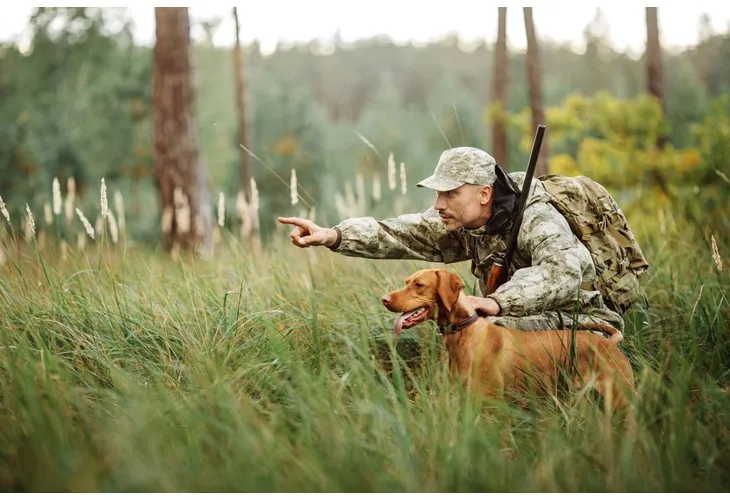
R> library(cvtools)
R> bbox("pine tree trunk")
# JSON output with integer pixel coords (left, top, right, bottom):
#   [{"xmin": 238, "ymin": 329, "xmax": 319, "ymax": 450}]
[
  {"xmin": 152, "ymin": 7, "xmax": 212, "ymax": 253},
  {"xmin": 491, "ymin": 7, "xmax": 509, "ymax": 168},
  {"xmin": 645, "ymin": 7, "xmax": 668, "ymax": 148},
  {"xmin": 523, "ymin": 7, "xmax": 549, "ymax": 177},
  {"xmin": 233, "ymin": 7, "xmax": 251, "ymax": 199}
]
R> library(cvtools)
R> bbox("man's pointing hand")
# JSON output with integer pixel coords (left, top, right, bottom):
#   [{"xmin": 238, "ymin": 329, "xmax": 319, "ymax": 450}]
[{"xmin": 277, "ymin": 217, "xmax": 339, "ymax": 248}]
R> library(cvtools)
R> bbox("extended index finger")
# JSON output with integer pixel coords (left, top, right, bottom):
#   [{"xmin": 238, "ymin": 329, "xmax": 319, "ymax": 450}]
[{"xmin": 277, "ymin": 216, "xmax": 309, "ymax": 228}]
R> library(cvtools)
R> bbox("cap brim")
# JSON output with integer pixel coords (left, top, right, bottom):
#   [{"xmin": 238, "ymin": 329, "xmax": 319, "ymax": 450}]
[{"xmin": 416, "ymin": 175, "xmax": 465, "ymax": 191}]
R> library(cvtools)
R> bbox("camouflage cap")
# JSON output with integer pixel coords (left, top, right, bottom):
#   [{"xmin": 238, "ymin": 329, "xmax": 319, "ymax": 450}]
[{"xmin": 416, "ymin": 147, "xmax": 498, "ymax": 191}]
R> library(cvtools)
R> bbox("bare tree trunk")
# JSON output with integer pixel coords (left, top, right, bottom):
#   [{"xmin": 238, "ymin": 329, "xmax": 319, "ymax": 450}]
[
  {"xmin": 645, "ymin": 7, "xmax": 668, "ymax": 148},
  {"xmin": 523, "ymin": 7, "xmax": 549, "ymax": 177},
  {"xmin": 152, "ymin": 7, "xmax": 212, "ymax": 254},
  {"xmin": 233, "ymin": 7, "xmax": 251, "ymax": 199},
  {"xmin": 491, "ymin": 7, "xmax": 509, "ymax": 168}
]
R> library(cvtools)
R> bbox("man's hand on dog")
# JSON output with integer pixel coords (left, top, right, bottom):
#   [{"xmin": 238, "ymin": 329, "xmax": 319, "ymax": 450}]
[
  {"xmin": 278, "ymin": 217, "xmax": 338, "ymax": 248},
  {"xmin": 467, "ymin": 296, "xmax": 501, "ymax": 316}
]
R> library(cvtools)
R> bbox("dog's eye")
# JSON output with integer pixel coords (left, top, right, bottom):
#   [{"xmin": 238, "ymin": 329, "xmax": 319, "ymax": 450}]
[{"xmin": 414, "ymin": 282, "xmax": 423, "ymax": 288}]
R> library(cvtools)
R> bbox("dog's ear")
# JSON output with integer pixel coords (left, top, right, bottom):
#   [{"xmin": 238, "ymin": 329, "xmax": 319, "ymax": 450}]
[{"xmin": 436, "ymin": 269, "xmax": 464, "ymax": 312}]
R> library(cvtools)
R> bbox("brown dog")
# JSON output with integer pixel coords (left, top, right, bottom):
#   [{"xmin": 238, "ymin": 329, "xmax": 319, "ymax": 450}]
[{"xmin": 381, "ymin": 268, "xmax": 636, "ymax": 412}]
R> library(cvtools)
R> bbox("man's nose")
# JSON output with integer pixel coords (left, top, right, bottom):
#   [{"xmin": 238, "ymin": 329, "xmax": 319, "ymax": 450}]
[
  {"xmin": 381, "ymin": 294, "xmax": 392, "ymax": 307},
  {"xmin": 433, "ymin": 194, "xmax": 445, "ymax": 211}
]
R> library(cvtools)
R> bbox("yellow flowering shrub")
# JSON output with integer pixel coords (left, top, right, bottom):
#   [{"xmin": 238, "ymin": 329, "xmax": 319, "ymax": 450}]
[{"xmin": 507, "ymin": 92, "xmax": 703, "ymax": 190}]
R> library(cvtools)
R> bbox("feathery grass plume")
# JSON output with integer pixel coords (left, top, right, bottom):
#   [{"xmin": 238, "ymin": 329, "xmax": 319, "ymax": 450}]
[
  {"xmin": 75, "ymin": 207, "xmax": 95, "ymax": 239},
  {"xmin": 65, "ymin": 177, "xmax": 76, "ymax": 223},
  {"xmin": 387, "ymin": 152, "xmax": 396, "ymax": 190},
  {"xmin": 60, "ymin": 239, "xmax": 68, "ymax": 262},
  {"xmin": 52, "ymin": 177, "xmax": 62, "ymax": 215},
  {"xmin": 76, "ymin": 230, "xmax": 86, "ymax": 250},
  {"xmin": 250, "ymin": 177, "xmax": 260, "ymax": 231},
  {"xmin": 95, "ymin": 216, "xmax": 104, "ymax": 238},
  {"xmin": 24, "ymin": 204, "xmax": 36, "ymax": 240},
  {"xmin": 241, "ymin": 207, "xmax": 252, "ymax": 240},
  {"xmin": 43, "ymin": 202, "xmax": 53, "ymax": 225},
  {"xmin": 173, "ymin": 187, "xmax": 191, "ymax": 234},
  {"xmin": 236, "ymin": 191, "xmax": 252, "ymax": 239},
  {"xmin": 372, "ymin": 173, "xmax": 382, "ymax": 202},
  {"xmin": 217, "ymin": 192, "xmax": 225, "ymax": 227},
  {"xmin": 100, "ymin": 178, "xmax": 108, "ymax": 218},
  {"xmin": 107, "ymin": 211, "xmax": 119, "ymax": 244},
  {"xmin": 711, "ymin": 235, "xmax": 723, "ymax": 272},
  {"xmin": 25, "ymin": 204, "xmax": 36, "ymax": 235},
  {"xmin": 114, "ymin": 190, "xmax": 126, "ymax": 233},
  {"xmin": 161, "ymin": 206, "xmax": 174, "ymax": 234},
  {"xmin": 0, "ymin": 195, "xmax": 10, "ymax": 225},
  {"xmin": 290, "ymin": 169, "xmax": 299, "ymax": 206},
  {"xmin": 399, "ymin": 161, "xmax": 407, "ymax": 195}
]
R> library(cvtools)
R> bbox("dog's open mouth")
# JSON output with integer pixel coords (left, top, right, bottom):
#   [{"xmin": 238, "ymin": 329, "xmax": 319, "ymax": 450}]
[{"xmin": 394, "ymin": 307, "xmax": 429, "ymax": 336}]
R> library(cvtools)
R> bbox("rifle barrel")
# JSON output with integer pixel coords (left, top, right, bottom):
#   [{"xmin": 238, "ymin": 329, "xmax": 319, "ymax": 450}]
[{"xmin": 502, "ymin": 125, "xmax": 546, "ymax": 269}]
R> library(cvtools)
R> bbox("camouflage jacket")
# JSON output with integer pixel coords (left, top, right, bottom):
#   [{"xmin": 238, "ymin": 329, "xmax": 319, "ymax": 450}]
[{"xmin": 331, "ymin": 173, "xmax": 611, "ymax": 318}]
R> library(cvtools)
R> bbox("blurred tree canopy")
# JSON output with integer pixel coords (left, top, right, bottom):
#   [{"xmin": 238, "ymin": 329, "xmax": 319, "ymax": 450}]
[{"xmin": 1, "ymin": 7, "xmax": 729, "ymax": 242}]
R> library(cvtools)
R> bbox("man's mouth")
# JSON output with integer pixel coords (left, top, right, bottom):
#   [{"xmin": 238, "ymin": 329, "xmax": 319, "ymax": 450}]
[{"xmin": 393, "ymin": 306, "xmax": 429, "ymax": 336}]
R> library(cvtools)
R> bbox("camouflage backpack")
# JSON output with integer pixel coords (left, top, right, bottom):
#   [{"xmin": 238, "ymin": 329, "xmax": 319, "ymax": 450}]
[{"xmin": 537, "ymin": 174, "xmax": 649, "ymax": 315}]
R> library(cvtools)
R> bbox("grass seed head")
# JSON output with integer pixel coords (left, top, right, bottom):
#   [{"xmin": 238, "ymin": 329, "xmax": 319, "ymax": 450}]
[
  {"xmin": 75, "ymin": 207, "xmax": 95, "ymax": 240},
  {"xmin": 399, "ymin": 162, "xmax": 407, "ymax": 195},
  {"xmin": 24, "ymin": 204, "xmax": 36, "ymax": 237},
  {"xmin": 290, "ymin": 169, "xmax": 299, "ymax": 206},
  {"xmin": 388, "ymin": 152, "xmax": 396, "ymax": 190},
  {"xmin": 100, "ymin": 178, "xmax": 108, "ymax": 218},
  {"xmin": 114, "ymin": 191, "xmax": 126, "ymax": 232},
  {"xmin": 44, "ymin": 202, "xmax": 53, "ymax": 225},
  {"xmin": 108, "ymin": 211, "xmax": 119, "ymax": 244},
  {"xmin": 372, "ymin": 173, "xmax": 382, "ymax": 202},
  {"xmin": 52, "ymin": 177, "xmax": 62, "ymax": 215},
  {"xmin": 0, "ymin": 195, "xmax": 10, "ymax": 225},
  {"xmin": 218, "ymin": 192, "xmax": 225, "ymax": 227},
  {"xmin": 65, "ymin": 180, "xmax": 76, "ymax": 224},
  {"xmin": 711, "ymin": 235, "xmax": 723, "ymax": 272}
]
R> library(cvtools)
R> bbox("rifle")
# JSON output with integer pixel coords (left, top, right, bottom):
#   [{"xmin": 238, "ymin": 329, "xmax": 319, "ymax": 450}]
[{"xmin": 485, "ymin": 124, "xmax": 546, "ymax": 296}]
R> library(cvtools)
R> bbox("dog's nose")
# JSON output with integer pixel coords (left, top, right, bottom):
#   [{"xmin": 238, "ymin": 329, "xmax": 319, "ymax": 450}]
[{"xmin": 381, "ymin": 294, "xmax": 392, "ymax": 307}]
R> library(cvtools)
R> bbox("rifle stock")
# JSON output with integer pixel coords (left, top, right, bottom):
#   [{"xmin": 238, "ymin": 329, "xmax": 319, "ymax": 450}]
[
  {"xmin": 484, "ymin": 125, "xmax": 546, "ymax": 296},
  {"xmin": 485, "ymin": 258, "xmax": 508, "ymax": 295}
]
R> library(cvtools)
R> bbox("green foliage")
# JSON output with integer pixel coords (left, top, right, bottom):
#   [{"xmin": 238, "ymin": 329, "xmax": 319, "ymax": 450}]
[{"xmin": 0, "ymin": 8, "xmax": 147, "ymax": 222}]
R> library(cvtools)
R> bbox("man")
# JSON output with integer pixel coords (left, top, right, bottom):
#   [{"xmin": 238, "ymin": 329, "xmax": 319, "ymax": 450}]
[{"xmin": 278, "ymin": 147, "xmax": 625, "ymax": 333}]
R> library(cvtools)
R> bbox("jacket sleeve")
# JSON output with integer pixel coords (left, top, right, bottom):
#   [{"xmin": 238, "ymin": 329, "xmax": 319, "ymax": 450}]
[
  {"xmin": 487, "ymin": 201, "xmax": 596, "ymax": 316},
  {"xmin": 330, "ymin": 207, "xmax": 468, "ymax": 264}
]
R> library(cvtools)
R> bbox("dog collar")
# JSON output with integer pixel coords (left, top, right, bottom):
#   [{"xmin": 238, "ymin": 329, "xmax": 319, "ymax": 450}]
[{"xmin": 439, "ymin": 313, "xmax": 480, "ymax": 335}]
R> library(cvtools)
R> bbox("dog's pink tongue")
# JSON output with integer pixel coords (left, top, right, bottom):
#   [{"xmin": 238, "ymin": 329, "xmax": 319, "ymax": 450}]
[{"xmin": 394, "ymin": 312, "xmax": 412, "ymax": 336}]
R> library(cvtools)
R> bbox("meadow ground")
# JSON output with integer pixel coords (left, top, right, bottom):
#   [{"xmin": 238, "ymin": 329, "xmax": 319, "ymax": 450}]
[{"xmin": 0, "ymin": 223, "xmax": 728, "ymax": 492}]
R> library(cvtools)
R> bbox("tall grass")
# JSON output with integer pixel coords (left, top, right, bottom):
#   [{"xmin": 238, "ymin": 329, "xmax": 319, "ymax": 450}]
[{"xmin": 0, "ymin": 210, "xmax": 729, "ymax": 492}]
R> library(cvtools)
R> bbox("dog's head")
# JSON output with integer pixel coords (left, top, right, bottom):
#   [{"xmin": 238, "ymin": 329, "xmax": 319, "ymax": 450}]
[{"xmin": 381, "ymin": 268, "xmax": 465, "ymax": 335}]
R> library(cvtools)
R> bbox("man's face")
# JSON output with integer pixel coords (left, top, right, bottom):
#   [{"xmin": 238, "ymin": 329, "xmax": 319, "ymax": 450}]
[{"xmin": 433, "ymin": 184, "xmax": 492, "ymax": 231}]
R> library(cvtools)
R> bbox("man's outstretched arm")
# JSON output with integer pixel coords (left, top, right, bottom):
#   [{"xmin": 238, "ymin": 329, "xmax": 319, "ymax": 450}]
[{"xmin": 279, "ymin": 208, "xmax": 468, "ymax": 264}]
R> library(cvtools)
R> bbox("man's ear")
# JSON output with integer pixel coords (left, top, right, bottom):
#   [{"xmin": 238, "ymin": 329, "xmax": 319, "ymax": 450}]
[
  {"xmin": 437, "ymin": 269, "xmax": 465, "ymax": 312},
  {"xmin": 479, "ymin": 185, "xmax": 493, "ymax": 205}
]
